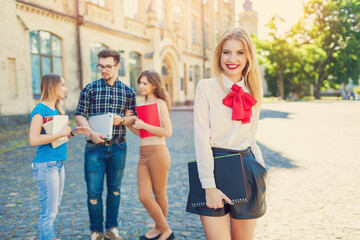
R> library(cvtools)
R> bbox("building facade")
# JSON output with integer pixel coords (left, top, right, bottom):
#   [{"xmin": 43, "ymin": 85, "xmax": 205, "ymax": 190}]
[{"xmin": 0, "ymin": 0, "xmax": 235, "ymax": 115}]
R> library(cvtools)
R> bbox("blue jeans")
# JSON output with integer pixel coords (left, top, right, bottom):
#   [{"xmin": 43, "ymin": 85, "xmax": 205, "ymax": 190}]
[
  {"xmin": 31, "ymin": 161, "xmax": 65, "ymax": 240},
  {"xmin": 84, "ymin": 142, "xmax": 127, "ymax": 232}
]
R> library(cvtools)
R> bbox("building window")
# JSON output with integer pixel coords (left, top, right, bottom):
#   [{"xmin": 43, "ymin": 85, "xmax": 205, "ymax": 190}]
[
  {"xmin": 155, "ymin": 0, "xmax": 165, "ymax": 28},
  {"xmin": 129, "ymin": 52, "xmax": 142, "ymax": 92},
  {"xmin": 87, "ymin": 0, "xmax": 106, "ymax": 7},
  {"xmin": 194, "ymin": 65, "xmax": 200, "ymax": 85},
  {"xmin": 206, "ymin": 68, "xmax": 211, "ymax": 78},
  {"xmin": 118, "ymin": 50, "xmax": 125, "ymax": 77},
  {"xmin": 124, "ymin": 0, "xmax": 138, "ymax": 19},
  {"xmin": 204, "ymin": 23, "xmax": 209, "ymax": 48},
  {"xmin": 30, "ymin": 31, "xmax": 62, "ymax": 99},
  {"xmin": 192, "ymin": 16, "xmax": 197, "ymax": 44},
  {"xmin": 90, "ymin": 43, "xmax": 107, "ymax": 82},
  {"xmin": 189, "ymin": 67, "xmax": 193, "ymax": 82},
  {"xmin": 184, "ymin": 63, "xmax": 187, "ymax": 94},
  {"xmin": 8, "ymin": 58, "xmax": 18, "ymax": 97}
]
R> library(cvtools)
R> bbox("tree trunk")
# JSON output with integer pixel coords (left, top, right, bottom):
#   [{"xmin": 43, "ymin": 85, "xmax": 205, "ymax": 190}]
[
  {"xmin": 314, "ymin": 76, "xmax": 322, "ymax": 99},
  {"xmin": 314, "ymin": 57, "xmax": 330, "ymax": 99},
  {"xmin": 277, "ymin": 70, "xmax": 284, "ymax": 99}
]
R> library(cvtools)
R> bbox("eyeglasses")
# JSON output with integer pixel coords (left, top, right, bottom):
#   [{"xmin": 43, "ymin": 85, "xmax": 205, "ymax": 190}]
[{"xmin": 97, "ymin": 64, "xmax": 117, "ymax": 71}]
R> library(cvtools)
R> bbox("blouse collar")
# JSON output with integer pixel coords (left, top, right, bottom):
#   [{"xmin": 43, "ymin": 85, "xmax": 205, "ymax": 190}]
[{"xmin": 222, "ymin": 73, "xmax": 245, "ymax": 92}]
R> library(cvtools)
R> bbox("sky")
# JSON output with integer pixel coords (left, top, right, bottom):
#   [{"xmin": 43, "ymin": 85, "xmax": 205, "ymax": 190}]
[{"xmin": 235, "ymin": 0, "xmax": 310, "ymax": 40}]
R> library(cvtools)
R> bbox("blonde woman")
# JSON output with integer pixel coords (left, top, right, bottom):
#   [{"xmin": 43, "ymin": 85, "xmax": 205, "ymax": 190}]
[
  {"xmin": 186, "ymin": 27, "xmax": 267, "ymax": 240},
  {"xmin": 29, "ymin": 74, "xmax": 89, "ymax": 240}
]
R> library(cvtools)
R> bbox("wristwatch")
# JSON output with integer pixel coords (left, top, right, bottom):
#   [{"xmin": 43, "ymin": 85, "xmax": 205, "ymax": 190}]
[
  {"xmin": 120, "ymin": 117, "xmax": 125, "ymax": 125},
  {"xmin": 70, "ymin": 130, "xmax": 77, "ymax": 136}
]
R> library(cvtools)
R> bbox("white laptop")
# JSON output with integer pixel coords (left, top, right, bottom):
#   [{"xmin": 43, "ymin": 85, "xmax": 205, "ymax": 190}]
[{"xmin": 86, "ymin": 113, "xmax": 114, "ymax": 140}]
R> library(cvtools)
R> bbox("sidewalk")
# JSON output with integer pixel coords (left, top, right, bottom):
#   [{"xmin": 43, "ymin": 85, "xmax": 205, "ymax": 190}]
[{"xmin": 1, "ymin": 101, "xmax": 359, "ymax": 239}]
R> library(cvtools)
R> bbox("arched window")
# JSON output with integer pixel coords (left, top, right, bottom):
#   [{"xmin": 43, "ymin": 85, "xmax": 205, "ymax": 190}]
[
  {"xmin": 90, "ymin": 42, "xmax": 107, "ymax": 82},
  {"xmin": 30, "ymin": 31, "xmax": 62, "ymax": 99},
  {"xmin": 194, "ymin": 65, "xmax": 200, "ymax": 85},
  {"xmin": 129, "ymin": 52, "xmax": 142, "ymax": 92},
  {"xmin": 124, "ymin": 0, "xmax": 138, "ymax": 19},
  {"xmin": 206, "ymin": 68, "xmax": 211, "ymax": 78}
]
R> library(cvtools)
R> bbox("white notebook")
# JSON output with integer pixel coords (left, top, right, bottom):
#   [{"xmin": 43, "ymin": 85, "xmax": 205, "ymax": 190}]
[
  {"xmin": 86, "ymin": 113, "xmax": 114, "ymax": 140},
  {"xmin": 42, "ymin": 115, "xmax": 69, "ymax": 148}
]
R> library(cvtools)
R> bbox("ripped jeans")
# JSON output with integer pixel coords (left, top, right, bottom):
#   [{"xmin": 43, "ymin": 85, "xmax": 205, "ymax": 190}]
[{"xmin": 84, "ymin": 142, "xmax": 127, "ymax": 232}]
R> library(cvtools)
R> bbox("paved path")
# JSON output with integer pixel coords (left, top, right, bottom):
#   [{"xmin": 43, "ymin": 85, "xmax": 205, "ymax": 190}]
[{"xmin": 0, "ymin": 101, "xmax": 359, "ymax": 239}]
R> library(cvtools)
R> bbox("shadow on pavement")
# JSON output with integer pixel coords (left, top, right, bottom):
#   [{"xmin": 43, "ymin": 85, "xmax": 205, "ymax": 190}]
[
  {"xmin": 258, "ymin": 143, "xmax": 297, "ymax": 170},
  {"xmin": 260, "ymin": 109, "xmax": 290, "ymax": 120}
]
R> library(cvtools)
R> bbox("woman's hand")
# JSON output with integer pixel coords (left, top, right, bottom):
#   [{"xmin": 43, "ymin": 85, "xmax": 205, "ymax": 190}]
[
  {"xmin": 61, "ymin": 122, "xmax": 72, "ymax": 137},
  {"xmin": 125, "ymin": 109, "xmax": 134, "ymax": 117},
  {"xmin": 205, "ymin": 188, "xmax": 233, "ymax": 209},
  {"xmin": 134, "ymin": 119, "xmax": 145, "ymax": 130},
  {"xmin": 72, "ymin": 126, "xmax": 91, "ymax": 137}
]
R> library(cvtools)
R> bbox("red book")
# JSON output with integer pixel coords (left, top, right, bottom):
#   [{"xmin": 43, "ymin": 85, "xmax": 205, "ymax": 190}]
[
  {"xmin": 136, "ymin": 103, "xmax": 161, "ymax": 138},
  {"xmin": 43, "ymin": 116, "xmax": 53, "ymax": 123}
]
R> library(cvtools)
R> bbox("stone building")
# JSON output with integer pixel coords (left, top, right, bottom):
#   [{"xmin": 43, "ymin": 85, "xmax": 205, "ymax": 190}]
[{"xmin": 0, "ymin": 0, "xmax": 235, "ymax": 116}]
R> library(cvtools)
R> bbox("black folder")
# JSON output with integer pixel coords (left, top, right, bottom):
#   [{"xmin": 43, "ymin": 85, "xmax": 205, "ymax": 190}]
[{"xmin": 188, "ymin": 153, "xmax": 248, "ymax": 208}]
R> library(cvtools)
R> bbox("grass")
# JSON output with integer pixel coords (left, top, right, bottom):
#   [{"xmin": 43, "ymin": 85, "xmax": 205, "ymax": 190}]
[{"xmin": 0, "ymin": 118, "xmax": 78, "ymax": 155}]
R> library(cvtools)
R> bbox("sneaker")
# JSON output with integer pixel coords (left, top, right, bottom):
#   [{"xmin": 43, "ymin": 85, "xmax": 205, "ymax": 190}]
[
  {"xmin": 105, "ymin": 227, "xmax": 123, "ymax": 240},
  {"xmin": 91, "ymin": 231, "xmax": 105, "ymax": 240}
]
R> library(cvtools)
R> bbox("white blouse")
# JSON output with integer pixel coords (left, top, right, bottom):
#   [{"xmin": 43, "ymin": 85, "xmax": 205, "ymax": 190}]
[{"xmin": 194, "ymin": 74, "xmax": 264, "ymax": 189}]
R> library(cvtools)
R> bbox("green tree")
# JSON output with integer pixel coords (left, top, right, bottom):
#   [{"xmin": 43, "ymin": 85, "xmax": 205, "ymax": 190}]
[
  {"xmin": 255, "ymin": 15, "xmax": 314, "ymax": 99},
  {"xmin": 291, "ymin": 0, "xmax": 360, "ymax": 99},
  {"xmin": 255, "ymin": 15, "xmax": 295, "ymax": 99}
]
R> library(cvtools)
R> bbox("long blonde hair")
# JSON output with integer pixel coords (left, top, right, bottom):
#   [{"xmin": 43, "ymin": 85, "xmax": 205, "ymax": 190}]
[
  {"xmin": 214, "ymin": 27, "xmax": 263, "ymax": 107},
  {"xmin": 40, "ymin": 73, "xmax": 63, "ymax": 114}
]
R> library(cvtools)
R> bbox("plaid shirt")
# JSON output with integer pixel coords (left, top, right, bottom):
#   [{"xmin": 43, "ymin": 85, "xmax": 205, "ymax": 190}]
[{"xmin": 75, "ymin": 78, "xmax": 137, "ymax": 139}]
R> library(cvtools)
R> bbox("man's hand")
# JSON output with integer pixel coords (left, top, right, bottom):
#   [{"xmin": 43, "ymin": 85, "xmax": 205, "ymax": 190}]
[
  {"xmin": 113, "ymin": 114, "xmax": 123, "ymax": 126},
  {"xmin": 89, "ymin": 131, "xmax": 106, "ymax": 144},
  {"xmin": 125, "ymin": 110, "xmax": 134, "ymax": 117}
]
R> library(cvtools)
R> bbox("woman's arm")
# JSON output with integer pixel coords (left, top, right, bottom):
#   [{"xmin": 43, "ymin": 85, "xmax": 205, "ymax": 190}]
[
  {"xmin": 250, "ymin": 107, "xmax": 265, "ymax": 166},
  {"xmin": 127, "ymin": 124, "xmax": 140, "ymax": 136},
  {"xmin": 124, "ymin": 109, "xmax": 140, "ymax": 136},
  {"xmin": 135, "ymin": 102, "xmax": 172, "ymax": 138},
  {"xmin": 194, "ymin": 80, "xmax": 232, "ymax": 209},
  {"xmin": 29, "ymin": 114, "xmax": 71, "ymax": 146}
]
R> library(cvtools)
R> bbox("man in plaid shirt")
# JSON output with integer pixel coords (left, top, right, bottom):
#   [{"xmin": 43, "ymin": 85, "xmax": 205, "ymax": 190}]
[{"xmin": 75, "ymin": 49, "xmax": 136, "ymax": 240}]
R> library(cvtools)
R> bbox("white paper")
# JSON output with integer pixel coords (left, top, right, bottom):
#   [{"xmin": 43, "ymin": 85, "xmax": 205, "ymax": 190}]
[{"xmin": 42, "ymin": 115, "xmax": 69, "ymax": 148}]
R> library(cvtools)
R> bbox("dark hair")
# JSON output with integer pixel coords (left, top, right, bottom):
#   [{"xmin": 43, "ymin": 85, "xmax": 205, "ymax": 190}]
[
  {"xmin": 40, "ymin": 73, "xmax": 63, "ymax": 115},
  {"xmin": 97, "ymin": 48, "xmax": 120, "ymax": 64},
  {"xmin": 137, "ymin": 70, "xmax": 171, "ymax": 111}
]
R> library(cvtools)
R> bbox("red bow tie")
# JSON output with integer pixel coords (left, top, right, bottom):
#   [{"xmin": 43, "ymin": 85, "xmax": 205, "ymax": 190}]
[{"xmin": 223, "ymin": 84, "xmax": 257, "ymax": 123}]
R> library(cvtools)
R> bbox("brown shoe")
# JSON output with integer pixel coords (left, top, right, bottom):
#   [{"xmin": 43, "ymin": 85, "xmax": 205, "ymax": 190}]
[
  {"xmin": 105, "ymin": 227, "xmax": 123, "ymax": 240},
  {"xmin": 91, "ymin": 231, "xmax": 104, "ymax": 240}
]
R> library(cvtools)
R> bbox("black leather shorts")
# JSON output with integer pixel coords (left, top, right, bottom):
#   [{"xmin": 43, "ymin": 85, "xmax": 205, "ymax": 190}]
[{"xmin": 186, "ymin": 147, "xmax": 267, "ymax": 219}]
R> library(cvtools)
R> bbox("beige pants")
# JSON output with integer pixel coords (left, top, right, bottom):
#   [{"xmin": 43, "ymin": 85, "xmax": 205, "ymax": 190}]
[{"xmin": 138, "ymin": 145, "xmax": 170, "ymax": 231}]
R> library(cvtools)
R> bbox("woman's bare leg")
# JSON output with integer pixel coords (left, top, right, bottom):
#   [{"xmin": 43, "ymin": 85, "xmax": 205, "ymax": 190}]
[
  {"xmin": 230, "ymin": 218, "xmax": 257, "ymax": 240},
  {"xmin": 200, "ymin": 214, "xmax": 231, "ymax": 240}
]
